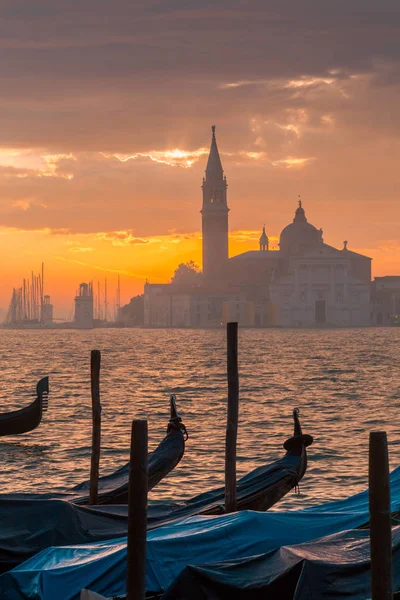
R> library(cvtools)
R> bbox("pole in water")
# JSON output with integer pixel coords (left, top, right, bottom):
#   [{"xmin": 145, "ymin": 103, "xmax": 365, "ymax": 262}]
[
  {"xmin": 225, "ymin": 321, "xmax": 239, "ymax": 513},
  {"xmin": 369, "ymin": 430, "xmax": 392, "ymax": 600},
  {"xmin": 89, "ymin": 350, "xmax": 101, "ymax": 506},
  {"xmin": 126, "ymin": 419, "xmax": 148, "ymax": 600}
]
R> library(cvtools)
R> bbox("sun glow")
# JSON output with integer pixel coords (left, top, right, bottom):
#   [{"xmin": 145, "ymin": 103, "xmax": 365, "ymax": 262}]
[
  {"xmin": 285, "ymin": 76, "xmax": 335, "ymax": 89},
  {"xmin": 0, "ymin": 149, "xmax": 76, "ymax": 179},
  {"xmin": 271, "ymin": 156, "xmax": 315, "ymax": 168},
  {"xmin": 105, "ymin": 147, "xmax": 208, "ymax": 168}
]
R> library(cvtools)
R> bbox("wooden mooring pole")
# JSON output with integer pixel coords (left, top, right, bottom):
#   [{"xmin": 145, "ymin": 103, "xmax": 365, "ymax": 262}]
[
  {"xmin": 126, "ymin": 419, "xmax": 148, "ymax": 600},
  {"xmin": 225, "ymin": 322, "xmax": 239, "ymax": 513},
  {"xmin": 89, "ymin": 350, "xmax": 101, "ymax": 506},
  {"xmin": 369, "ymin": 430, "xmax": 392, "ymax": 600}
]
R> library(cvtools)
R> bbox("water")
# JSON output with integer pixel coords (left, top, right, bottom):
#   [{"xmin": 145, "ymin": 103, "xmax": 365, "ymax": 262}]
[{"xmin": 0, "ymin": 328, "xmax": 399, "ymax": 510}]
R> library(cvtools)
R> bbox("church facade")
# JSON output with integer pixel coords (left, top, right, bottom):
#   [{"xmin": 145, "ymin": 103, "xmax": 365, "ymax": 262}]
[{"xmin": 144, "ymin": 127, "xmax": 372, "ymax": 328}]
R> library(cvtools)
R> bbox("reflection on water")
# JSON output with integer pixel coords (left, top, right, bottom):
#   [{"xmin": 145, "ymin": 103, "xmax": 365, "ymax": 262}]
[{"xmin": 0, "ymin": 328, "xmax": 399, "ymax": 509}]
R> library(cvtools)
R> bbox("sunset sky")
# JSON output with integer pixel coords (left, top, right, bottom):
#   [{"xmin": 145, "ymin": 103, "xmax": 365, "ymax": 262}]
[{"xmin": 1, "ymin": 0, "xmax": 400, "ymax": 317}]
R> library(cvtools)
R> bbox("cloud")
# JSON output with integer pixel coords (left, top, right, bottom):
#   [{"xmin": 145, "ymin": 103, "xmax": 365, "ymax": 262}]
[
  {"xmin": 230, "ymin": 230, "xmax": 279, "ymax": 244},
  {"xmin": 96, "ymin": 230, "xmax": 161, "ymax": 246},
  {"xmin": 0, "ymin": 1, "xmax": 398, "ymax": 153},
  {"xmin": 105, "ymin": 148, "xmax": 209, "ymax": 168},
  {"xmin": 271, "ymin": 157, "xmax": 316, "ymax": 168},
  {"xmin": 219, "ymin": 80, "xmax": 266, "ymax": 89},
  {"xmin": 0, "ymin": 0, "xmax": 399, "ymax": 280},
  {"xmin": 68, "ymin": 246, "xmax": 93, "ymax": 253},
  {"xmin": 11, "ymin": 199, "xmax": 31, "ymax": 211},
  {"xmin": 66, "ymin": 240, "xmax": 94, "ymax": 253},
  {"xmin": 0, "ymin": 152, "xmax": 75, "ymax": 179},
  {"xmin": 55, "ymin": 255, "xmax": 143, "ymax": 278},
  {"xmin": 47, "ymin": 227, "xmax": 71, "ymax": 235}
]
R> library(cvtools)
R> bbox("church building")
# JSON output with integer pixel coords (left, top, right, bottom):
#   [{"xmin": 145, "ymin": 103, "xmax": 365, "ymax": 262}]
[{"xmin": 144, "ymin": 127, "xmax": 372, "ymax": 327}]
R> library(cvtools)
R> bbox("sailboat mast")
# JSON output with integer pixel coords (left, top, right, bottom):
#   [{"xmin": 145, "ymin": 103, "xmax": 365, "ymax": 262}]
[
  {"xmin": 97, "ymin": 281, "xmax": 101, "ymax": 320},
  {"xmin": 41, "ymin": 262, "xmax": 44, "ymax": 322},
  {"xmin": 116, "ymin": 275, "xmax": 121, "ymax": 320},
  {"xmin": 104, "ymin": 278, "xmax": 108, "ymax": 322}
]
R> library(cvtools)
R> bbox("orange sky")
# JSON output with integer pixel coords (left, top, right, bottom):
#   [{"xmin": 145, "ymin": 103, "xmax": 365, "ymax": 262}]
[{"xmin": 0, "ymin": 1, "xmax": 400, "ymax": 318}]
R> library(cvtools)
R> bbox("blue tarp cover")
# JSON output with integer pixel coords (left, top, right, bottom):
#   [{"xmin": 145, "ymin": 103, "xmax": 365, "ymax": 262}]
[
  {"xmin": 0, "ymin": 435, "xmax": 308, "ymax": 573},
  {"xmin": 162, "ymin": 526, "xmax": 400, "ymax": 599},
  {"xmin": 1, "ymin": 465, "xmax": 400, "ymax": 599}
]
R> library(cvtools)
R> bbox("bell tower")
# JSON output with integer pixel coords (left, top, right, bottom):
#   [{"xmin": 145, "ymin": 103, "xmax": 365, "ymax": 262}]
[{"xmin": 201, "ymin": 126, "xmax": 229, "ymax": 279}]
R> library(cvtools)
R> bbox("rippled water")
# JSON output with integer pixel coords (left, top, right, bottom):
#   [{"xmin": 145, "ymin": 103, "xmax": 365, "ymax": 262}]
[{"xmin": 0, "ymin": 328, "xmax": 399, "ymax": 510}]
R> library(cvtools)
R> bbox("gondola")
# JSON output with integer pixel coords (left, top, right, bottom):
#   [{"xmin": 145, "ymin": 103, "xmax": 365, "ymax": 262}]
[
  {"xmin": 8, "ymin": 434, "xmax": 400, "ymax": 600},
  {"xmin": 72, "ymin": 395, "xmax": 188, "ymax": 505},
  {"xmin": 0, "ymin": 396, "xmax": 189, "ymax": 574},
  {"xmin": 145, "ymin": 407, "xmax": 313, "ymax": 526},
  {"xmin": 0, "ymin": 409, "xmax": 311, "ymax": 575},
  {"xmin": 0, "ymin": 377, "xmax": 49, "ymax": 437},
  {"xmin": 232, "ymin": 406, "xmax": 313, "ymax": 513}
]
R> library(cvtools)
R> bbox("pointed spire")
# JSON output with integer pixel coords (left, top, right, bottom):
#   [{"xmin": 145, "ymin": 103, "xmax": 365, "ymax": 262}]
[
  {"xmin": 205, "ymin": 125, "xmax": 224, "ymax": 180},
  {"xmin": 259, "ymin": 224, "xmax": 269, "ymax": 251}
]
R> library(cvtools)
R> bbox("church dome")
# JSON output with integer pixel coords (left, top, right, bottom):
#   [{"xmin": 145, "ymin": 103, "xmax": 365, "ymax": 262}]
[{"xmin": 279, "ymin": 201, "xmax": 320, "ymax": 256}]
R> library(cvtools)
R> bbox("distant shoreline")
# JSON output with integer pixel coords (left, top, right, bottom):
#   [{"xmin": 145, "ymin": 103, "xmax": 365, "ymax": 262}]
[{"xmin": 1, "ymin": 324, "xmax": 399, "ymax": 331}]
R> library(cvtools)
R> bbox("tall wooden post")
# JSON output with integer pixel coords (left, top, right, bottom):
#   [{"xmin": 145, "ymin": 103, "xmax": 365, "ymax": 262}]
[
  {"xmin": 369, "ymin": 431, "xmax": 392, "ymax": 600},
  {"xmin": 225, "ymin": 322, "xmax": 239, "ymax": 513},
  {"xmin": 89, "ymin": 350, "xmax": 101, "ymax": 506},
  {"xmin": 126, "ymin": 420, "xmax": 148, "ymax": 600}
]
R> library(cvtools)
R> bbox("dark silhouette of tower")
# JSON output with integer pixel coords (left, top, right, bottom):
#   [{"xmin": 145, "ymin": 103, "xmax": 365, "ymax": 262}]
[{"xmin": 201, "ymin": 126, "xmax": 229, "ymax": 279}]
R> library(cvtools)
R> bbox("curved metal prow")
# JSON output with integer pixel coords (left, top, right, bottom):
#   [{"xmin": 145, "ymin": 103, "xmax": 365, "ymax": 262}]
[
  {"xmin": 284, "ymin": 408, "xmax": 313, "ymax": 453},
  {"xmin": 170, "ymin": 394, "xmax": 180, "ymax": 421},
  {"xmin": 168, "ymin": 394, "xmax": 188, "ymax": 440},
  {"xmin": 37, "ymin": 377, "xmax": 49, "ymax": 412},
  {"xmin": 37, "ymin": 377, "xmax": 49, "ymax": 396},
  {"xmin": 293, "ymin": 407, "xmax": 302, "ymax": 436}
]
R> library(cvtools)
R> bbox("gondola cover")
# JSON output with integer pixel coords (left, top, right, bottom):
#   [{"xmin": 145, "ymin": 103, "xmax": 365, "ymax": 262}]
[
  {"xmin": 0, "ymin": 410, "xmax": 317, "ymax": 580},
  {"xmin": 0, "ymin": 396, "xmax": 188, "ymax": 573},
  {"xmin": 161, "ymin": 526, "xmax": 400, "ymax": 599}
]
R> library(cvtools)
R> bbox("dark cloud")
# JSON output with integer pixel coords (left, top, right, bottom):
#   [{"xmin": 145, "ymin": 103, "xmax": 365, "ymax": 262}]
[
  {"xmin": 0, "ymin": 1, "xmax": 398, "ymax": 150},
  {"xmin": 0, "ymin": 0, "xmax": 399, "ymax": 252}
]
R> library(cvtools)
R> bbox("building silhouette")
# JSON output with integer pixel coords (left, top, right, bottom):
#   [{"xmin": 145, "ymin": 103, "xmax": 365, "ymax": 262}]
[
  {"xmin": 371, "ymin": 277, "xmax": 400, "ymax": 325},
  {"xmin": 144, "ymin": 126, "xmax": 372, "ymax": 328},
  {"xmin": 201, "ymin": 125, "xmax": 229, "ymax": 280},
  {"xmin": 74, "ymin": 283, "xmax": 94, "ymax": 329},
  {"xmin": 41, "ymin": 295, "xmax": 53, "ymax": 325}
]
